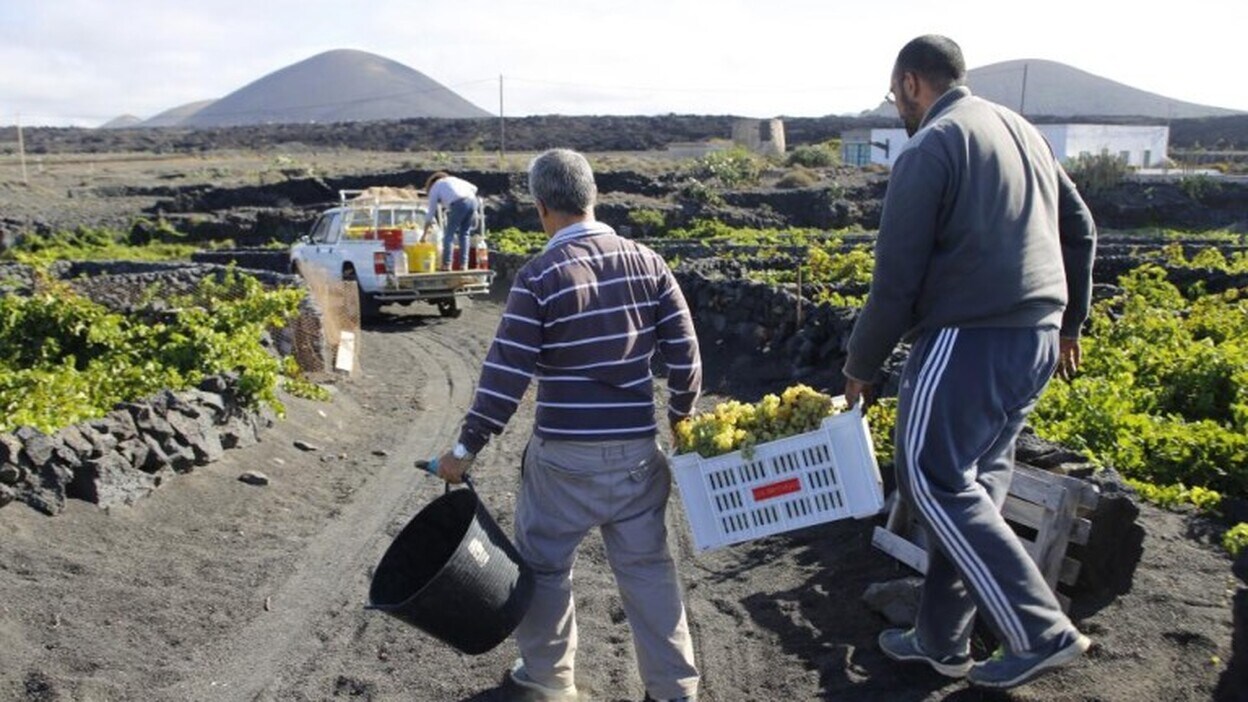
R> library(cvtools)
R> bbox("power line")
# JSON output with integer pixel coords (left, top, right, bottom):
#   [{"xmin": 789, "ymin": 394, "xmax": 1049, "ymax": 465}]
[
  {"xmin": 498, "ymin": 75, "xmax": 505, "ymax": 166},
  {"xmin": 504, "ymin": 75, "xmax": 878, "ymax": 96},
  {"xmin": 17, "ymin": 113, "xmax": 28, "ymax": 184},
  {"xmin": 10, "ymin": 73, "xmax": 890, "ymax": 126}
]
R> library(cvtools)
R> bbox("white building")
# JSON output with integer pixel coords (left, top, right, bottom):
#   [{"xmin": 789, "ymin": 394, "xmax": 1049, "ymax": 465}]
[
  {"xmin": 842, "ymin": 124, "xmax": 1169, "ymax": 169},
  {"xmin": 841, "ymin": 128, "xmax": 909, "ymax": 168},
  {"xmin": 1039, "ymin": 124, "xmax": 1168, "ymax": 168}
]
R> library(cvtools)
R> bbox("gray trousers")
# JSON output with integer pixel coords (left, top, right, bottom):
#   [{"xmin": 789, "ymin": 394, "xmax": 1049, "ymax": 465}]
[
  {"xmin": 513, "ymin": 435, "xmax": 699, "ymax": 700},
  {"xmin": 895, "ymin": 327, "xmax": 1076, "ymax": 657}
]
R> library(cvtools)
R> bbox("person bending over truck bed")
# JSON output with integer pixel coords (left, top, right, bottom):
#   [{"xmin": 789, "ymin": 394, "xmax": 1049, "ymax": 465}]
[{"xmin": 422, "ymin": 171, "xmax": 479, "ymax": 271}]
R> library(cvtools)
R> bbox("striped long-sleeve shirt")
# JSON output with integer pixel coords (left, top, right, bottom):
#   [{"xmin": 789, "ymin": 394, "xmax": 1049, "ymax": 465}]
[{"xmin": 457, "ymin": 220, "xmax": 701, "ymax": 454}]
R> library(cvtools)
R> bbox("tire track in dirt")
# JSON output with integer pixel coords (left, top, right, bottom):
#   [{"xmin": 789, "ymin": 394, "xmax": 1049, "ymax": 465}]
[
  {"xmin": 160, "ymin": 308, "xmax": 485, "ymax": 702},
  {"xmin": 259, "ymin": 299, "xmax": 706, "ymax": 701},
  {"xmin": 169, "ymin": 296, "xmax": 932, "ymax": 702}
]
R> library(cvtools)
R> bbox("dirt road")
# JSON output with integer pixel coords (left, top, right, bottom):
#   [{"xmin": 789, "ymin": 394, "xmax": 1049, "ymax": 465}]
[{"xmin": 0, "ymin": 298, "xmax": 1234, "ymax": 702}]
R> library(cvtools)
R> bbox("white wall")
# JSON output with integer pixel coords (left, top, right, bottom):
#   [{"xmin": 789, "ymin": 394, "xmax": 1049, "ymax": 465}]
[
  {"xmin": 863, "ymin": 124, "xmax": 1169, "ymax": 169},
  {"xmin": 869, "ymin": 128, "xmax": 911, "ymax": 168},
  {"xmin": 1042, "ymin": 124, "xmax": 1169, "ymax": 167}
]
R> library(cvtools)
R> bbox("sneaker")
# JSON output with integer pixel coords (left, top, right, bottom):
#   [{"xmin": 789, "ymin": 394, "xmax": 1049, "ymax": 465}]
[
  {"xmin": 968, "ymin": 630, "xmax": 1092, "ymax": 689},
  {"xmin": 877, "ymin": 628, "xmax": 973, "ymax": 678},
  {"xmin": 642, "ymin": 694, "xmax": 694, "ymax": 702},
  {"xmin": 507, "ymin": 659, "xmax": 578, "ymax": 701}
]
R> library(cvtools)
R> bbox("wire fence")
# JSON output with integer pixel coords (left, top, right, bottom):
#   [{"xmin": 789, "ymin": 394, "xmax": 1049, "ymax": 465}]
[{"xmin": 291, "ymin": 263, "xmax": 360, "ymax": 377}]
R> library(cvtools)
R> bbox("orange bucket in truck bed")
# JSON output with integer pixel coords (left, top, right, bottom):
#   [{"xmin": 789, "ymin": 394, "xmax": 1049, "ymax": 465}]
[
  {"xmin": 380, "ymin": 228, "xmax": 404, "ymax": 250},
  {"xmin": 364, "ymin": 228, "xmax": 404, "ymax": 250}
]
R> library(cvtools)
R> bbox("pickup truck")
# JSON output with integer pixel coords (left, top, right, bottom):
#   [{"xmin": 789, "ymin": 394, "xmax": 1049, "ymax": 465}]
[{"xmin": 290, "ymin": 188, "xmax": 494, "ymax": 320}]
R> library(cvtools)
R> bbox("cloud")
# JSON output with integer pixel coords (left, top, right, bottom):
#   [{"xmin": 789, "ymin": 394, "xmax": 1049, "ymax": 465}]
[{"xmin": 0, "ymin": 0, "xmax": 1242, "ymax": 126}]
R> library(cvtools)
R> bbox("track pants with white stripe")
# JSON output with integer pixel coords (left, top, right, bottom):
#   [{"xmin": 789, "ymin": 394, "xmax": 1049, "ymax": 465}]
[{"xmin": 896, "ymin": 326, "xmax": 1077, "ymax": 657}]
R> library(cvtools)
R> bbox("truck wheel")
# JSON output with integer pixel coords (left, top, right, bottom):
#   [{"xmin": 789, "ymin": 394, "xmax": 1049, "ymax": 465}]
[
  {"xmin": 436, "ymin": 298, "xmax": 462, "ymax": 318},
  {"xmin": 343, "ymin": 266, "xmax": 382, "ymax": 322},
  {"xmin": 359, "ymin": 291, "xmax": 383, "ymax": 322}
]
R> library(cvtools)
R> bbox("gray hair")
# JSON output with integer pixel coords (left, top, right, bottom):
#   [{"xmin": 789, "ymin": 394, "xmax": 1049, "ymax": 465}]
[{"xmin": 528, "ymin": 148, "xmax": 597, "ymax": 215}]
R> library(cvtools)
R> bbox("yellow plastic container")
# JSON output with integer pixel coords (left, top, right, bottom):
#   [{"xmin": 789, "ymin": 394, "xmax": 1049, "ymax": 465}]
[{"xmin": 405, "ymin": 243, "xmax": 438, "ymax": 274}]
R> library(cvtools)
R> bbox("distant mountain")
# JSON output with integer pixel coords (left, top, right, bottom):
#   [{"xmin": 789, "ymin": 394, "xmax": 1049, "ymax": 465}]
[
  {"xmin": 100, "ymin": 114, "xmax": 142, "ymax": 129},
  {"xmin": 143, "ymin": 99, "xmax": 217, "ymax": 127},
  {"xmin": 866, "ymin": 59, "xmax": 1242, "ymax": 120},
  {"xmin": 181, "ymin": 49, "xmax": 490, "ymax": 127}
]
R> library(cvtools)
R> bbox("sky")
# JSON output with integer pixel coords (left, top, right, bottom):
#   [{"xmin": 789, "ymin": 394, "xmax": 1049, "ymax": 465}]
[{"xmin": 2, "ymin": 0, "xmax": 1246, "ymax": 127}]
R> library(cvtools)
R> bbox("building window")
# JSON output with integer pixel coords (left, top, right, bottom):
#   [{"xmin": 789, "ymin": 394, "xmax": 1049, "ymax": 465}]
[
  {"xmin": 842, "ymin": 142, "xmax": 872, "ymax": 167},
  {"xmin": 1143, "ymin": 150, "xmax": 1152, "ymax": 167},
  {"xmin": 1119, "ymin": 150, "xmax": 1130, "ymax": 165}
]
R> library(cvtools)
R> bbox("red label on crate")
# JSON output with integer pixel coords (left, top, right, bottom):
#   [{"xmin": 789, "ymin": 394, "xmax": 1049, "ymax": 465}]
[{"xmin": 752, "ymin": 478, "xmax": 802, "ymax": 502}]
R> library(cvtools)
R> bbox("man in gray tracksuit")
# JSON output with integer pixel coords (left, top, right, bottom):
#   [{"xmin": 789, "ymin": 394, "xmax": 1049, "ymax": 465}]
[{"xmin": 843, "ymin": 35, "xmax": 1097, "ymax": 689}]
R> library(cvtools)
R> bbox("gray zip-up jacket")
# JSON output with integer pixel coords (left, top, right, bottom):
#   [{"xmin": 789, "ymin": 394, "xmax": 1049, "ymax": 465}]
[{"xmin": 844, "ymin": 86, "xmax": 1097, "ymax": 382}]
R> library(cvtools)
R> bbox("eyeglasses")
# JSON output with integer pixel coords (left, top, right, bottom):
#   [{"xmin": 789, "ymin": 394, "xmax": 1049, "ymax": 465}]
[{"xmin": 884, "ymin": 90, "xmax": 896, "ymax": 105}]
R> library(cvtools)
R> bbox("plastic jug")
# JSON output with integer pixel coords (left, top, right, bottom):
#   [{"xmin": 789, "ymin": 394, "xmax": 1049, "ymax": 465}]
[{"xmin": 470, "ymin": 235, "xmax": 489, "ymax": 270}]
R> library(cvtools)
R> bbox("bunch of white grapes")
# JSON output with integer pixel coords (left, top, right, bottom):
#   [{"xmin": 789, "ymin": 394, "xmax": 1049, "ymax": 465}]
[{"xmin": 674, "ymin": 384, "xmax": 843, "ymax": 458}]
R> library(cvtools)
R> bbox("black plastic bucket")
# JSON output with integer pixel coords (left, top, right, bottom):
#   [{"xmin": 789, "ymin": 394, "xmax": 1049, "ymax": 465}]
[{"xmin": 367, "ymin": 484, "xmax": 534, "ymax": 654}]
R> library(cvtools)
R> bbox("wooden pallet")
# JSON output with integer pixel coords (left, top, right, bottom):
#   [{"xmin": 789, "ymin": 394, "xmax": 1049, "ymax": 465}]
[{"xmin": 871, "ymin": 462, "xmax": 1100, "ymax": 611}]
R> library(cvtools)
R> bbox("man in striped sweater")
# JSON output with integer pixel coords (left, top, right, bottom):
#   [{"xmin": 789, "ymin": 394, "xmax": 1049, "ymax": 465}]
[{"xmin": 437, "ymin": 148, "xmax": 702, "ymax": 702}]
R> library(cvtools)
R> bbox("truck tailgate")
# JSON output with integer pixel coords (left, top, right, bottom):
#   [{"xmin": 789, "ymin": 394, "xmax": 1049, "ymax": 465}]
[{"xmin": 375, "ymin": 270, "xmax": 494, "ymax": 299}]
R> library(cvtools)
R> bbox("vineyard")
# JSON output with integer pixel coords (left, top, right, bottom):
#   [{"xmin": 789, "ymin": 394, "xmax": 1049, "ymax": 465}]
[
  {"xmin": 643, "ymin": 226, "xmax": 1248, "ymax": 553},
  {"xmin": 1, "ymin": 146, "xmax": 1246, "ymax": 698},
  {"xmin": 379, "ymin": 218, "xmax": 1248, "ymax": 552},
  {"xmin": 6, "ymin": 221, "xmax": 1247, "ymax": 554},
  {"xmin": 0, "ymin": 206, "xmax": 1243, "ymax": 694},
  {"xmin": 0, "ymin": 269, "xmax": 305, "ymax": 433}
]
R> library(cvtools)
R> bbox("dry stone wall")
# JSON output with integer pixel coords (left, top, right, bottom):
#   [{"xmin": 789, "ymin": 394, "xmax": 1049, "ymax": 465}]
[
  {"xmin": 490, "ymin": 251, "xmax": 862, "ymax": 385},
  {"xmin": 0, "ymin": 377, "xmax": 272, "ymax": 515},
  {"xmin": 190, "ymin": 249, "xmax": 293, "ymax": 275}
]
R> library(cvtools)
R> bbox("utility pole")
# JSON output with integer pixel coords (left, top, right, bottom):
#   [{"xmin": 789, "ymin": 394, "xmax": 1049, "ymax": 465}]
[
  {"xmin": 1019, "ymin": 63, "xmax": 1029, "ymax": 116},
  {"xmin": 16, "ymin": 112, "xmax": 28, "ymax": 185},
  {"xmin": 498, "ymin": 74, "xmax": 506, "ymax": 169}
]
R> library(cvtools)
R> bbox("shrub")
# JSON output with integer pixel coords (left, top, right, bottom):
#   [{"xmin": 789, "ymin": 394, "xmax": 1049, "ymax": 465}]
[
  {"xmin": 689, "ymin": 146, "xmax": 763, "ymax": 188},
  {"xmin": 1178, "ymin": 174, "xmax": 1222, "ymax": 202},
  {"xmin": 628, "ymin": 209, "xmax": 666, "ymax": 236},
  {"xmin": 1066, "ymin": 152, "xmax": 1129, "ymax": 195},
  {"xmin": 129, "ymin": 217, "xmax": 187, "ymax": 245},
  {"xmin": 786, "ymin": 143, "xmax": 840, "ymax": 168},
  {"xmin": 776, "ymin": 168, "xmax": 820, "ymax": 189},
  {"xmin": 678, "ymin": 178, "xmax": 724, "ymax": 207}
]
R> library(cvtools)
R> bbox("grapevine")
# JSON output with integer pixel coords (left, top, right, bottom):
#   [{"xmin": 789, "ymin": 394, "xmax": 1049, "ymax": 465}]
[{"xmin": 0, "ymin": 270, "xmax": 318, "ymax": 434}]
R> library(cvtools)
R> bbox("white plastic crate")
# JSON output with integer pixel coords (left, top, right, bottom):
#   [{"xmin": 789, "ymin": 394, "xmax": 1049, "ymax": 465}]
[{"xmin": 670, "ymin": 405, "xmax": 885, "ymax": 552}]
